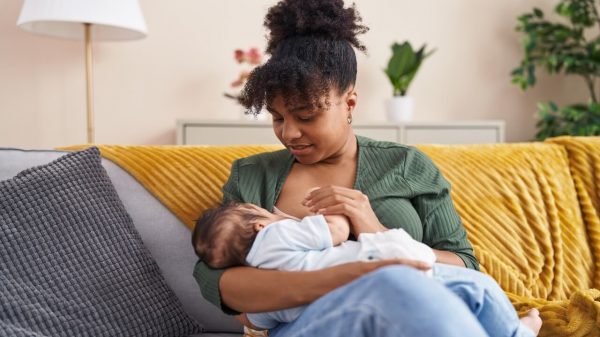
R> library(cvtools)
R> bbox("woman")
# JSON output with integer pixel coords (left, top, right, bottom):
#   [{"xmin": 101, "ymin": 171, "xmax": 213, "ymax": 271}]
[{"xmin": 194, "ymin": 1, "xmax": 541, "ymax": 336}]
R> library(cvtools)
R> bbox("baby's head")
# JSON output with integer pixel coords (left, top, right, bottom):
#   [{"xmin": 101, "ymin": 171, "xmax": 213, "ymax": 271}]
[{"xmin": 192, "ymin": 202, "xmax": 284, "ymax": 269}]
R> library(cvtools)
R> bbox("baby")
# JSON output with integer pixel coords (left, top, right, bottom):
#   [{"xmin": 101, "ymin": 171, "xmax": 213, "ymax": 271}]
[{"xmin": 192, "ymin": 201, "xmax": 436, "ymax": 331}]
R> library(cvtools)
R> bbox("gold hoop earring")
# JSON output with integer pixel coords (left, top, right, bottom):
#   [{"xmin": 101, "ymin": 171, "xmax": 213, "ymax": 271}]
[{"xmin": 347, "ymin": 115, "xmax": 353, "ymax": 124}]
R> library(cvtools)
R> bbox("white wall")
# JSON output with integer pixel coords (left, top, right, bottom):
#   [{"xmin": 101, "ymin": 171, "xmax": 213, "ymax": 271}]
[{"xmin": 0, "ymin": 0, "xmax": 587, "ymax": 148}]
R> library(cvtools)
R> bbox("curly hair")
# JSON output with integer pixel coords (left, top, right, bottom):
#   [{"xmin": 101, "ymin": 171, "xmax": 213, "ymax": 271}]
[{"xmin": 239, "ymin": 0, "xmax": 369, "ymax": 115}]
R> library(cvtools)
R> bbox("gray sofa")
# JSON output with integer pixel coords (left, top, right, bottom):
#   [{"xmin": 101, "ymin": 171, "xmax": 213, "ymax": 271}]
[{"xmin": 0, "ymin": 148, "xmax": 243, "ymax": 337}]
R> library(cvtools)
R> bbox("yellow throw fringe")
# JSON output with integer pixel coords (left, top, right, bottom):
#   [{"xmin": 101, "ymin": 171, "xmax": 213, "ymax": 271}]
[{"xmin": 60, "ymin": 138, "xmax": 600, "ymax": 337}]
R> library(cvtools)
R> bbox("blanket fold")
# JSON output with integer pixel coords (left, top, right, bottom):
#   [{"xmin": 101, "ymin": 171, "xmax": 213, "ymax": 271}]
[{"xmin": 60, "ymin": 144, "xmax": 281, "ymax": 229}]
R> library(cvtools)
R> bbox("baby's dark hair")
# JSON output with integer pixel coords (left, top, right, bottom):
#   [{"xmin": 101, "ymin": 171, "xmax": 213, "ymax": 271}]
[
  {"xmin": 192, "ymin": 202, "xmax": 266, "ymax": 269},
  {"xmin": 239, "ymin": 0, "xmax": 369, "ymax": 115}
]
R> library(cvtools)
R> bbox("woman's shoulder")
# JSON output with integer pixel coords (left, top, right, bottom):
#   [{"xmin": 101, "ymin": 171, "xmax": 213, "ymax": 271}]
[
  {"xmin": 356, "ymin": 136, "xmax": 440, "ymax": 177},
  {"xmin": 235, "ymin": 148, "xmax": 292, "ymax": 169},
  {"xmin": 357, "ymin": 136, "xmax": 427, "ymax": 161},
  {"xmin": 357, "ymin": 135, "xmax": 412, "ymax": 152}
]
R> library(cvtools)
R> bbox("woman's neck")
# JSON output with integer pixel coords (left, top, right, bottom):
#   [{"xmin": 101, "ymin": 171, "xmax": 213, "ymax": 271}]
[{"xmin": 317, "ymin": 130, "xmax": 358, "ymax": 167}]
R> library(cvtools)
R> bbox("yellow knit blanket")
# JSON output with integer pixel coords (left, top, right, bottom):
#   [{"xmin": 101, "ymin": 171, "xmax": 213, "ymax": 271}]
[
  {"xmin": 62, "ymin": 137, "xmax": 600, "ymax": 337},
  {"xmin": 418, "ymin": 140, "xmax": 600, "ymax": 337}
]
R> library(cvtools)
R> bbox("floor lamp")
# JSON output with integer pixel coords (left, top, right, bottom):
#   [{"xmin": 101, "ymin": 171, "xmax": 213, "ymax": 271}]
[{"xmin": 17, "ymin": 0, "xmax": 147, "ymax": 144}]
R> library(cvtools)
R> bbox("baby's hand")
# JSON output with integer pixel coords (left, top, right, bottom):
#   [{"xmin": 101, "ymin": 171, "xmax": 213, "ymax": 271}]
[{"xmin": 324, "ymin": 214, "xmax": 351, "ymax": 245}]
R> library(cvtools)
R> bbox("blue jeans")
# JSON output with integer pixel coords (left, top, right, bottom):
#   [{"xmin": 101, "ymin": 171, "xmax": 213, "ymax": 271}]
[
  {"xmin": 269, "ymin": 264, "xmax": 534, "ymax": 337},
  {"xmin": 432, "ymin": 264, "xmax": 534, "ymax": 337}
]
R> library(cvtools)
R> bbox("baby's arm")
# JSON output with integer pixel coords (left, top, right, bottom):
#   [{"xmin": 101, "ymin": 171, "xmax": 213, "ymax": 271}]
[{"xmin": 357, "ymin": 229, "xmax": 436, "ymax": 266}]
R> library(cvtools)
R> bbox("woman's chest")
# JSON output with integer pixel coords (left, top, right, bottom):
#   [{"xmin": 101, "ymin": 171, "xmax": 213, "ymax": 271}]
[
  {"xmin": 275, "ymin": 164, "xmax": 355, "ymax": 219},
  {"xmin": 273, "ymin": 164, "xmax": 424, "ymax": 240}
]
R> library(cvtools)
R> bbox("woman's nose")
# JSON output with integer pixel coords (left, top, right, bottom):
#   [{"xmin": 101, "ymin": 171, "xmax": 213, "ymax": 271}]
[{"xmin": 281, "ymin": 120, "xmax": 302, "ymax": 141}]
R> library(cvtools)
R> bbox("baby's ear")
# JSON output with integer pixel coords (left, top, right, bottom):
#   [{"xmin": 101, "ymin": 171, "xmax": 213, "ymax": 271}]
[{"xmin": 253, "ymin": 222, "xmax": 266, "ymax": 232}]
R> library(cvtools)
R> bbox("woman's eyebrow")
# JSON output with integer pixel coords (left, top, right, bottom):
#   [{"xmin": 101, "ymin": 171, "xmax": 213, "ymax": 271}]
[{"xmin": 289, "ymin": 105, "xmax": 310, "ymax": 113}]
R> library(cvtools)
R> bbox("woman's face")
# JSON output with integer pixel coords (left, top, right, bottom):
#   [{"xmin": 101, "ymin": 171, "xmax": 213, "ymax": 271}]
[{"xmin": 268, "ymin": 88, "xmax": 357, "ymax": 165}]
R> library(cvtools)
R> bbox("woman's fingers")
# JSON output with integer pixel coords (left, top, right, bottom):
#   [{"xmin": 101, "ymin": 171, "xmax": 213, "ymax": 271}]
[
  {"xmin": 304, "ymin": 185, "xmax": 363, "ymax": 208},
  {"xmin": 308, "ymin": 196, "xmax": 357, "ymax": 213},
  {"xmin": 313, "ymin": 202, "xmax": 356, "ymax": 216},
  {"xmin": 304, "ymin": 185, "xmax": 385, "ymax": 235},
  {"xmin": 305, "ymin": 185, "xmax": 359, "ymax": 202}
]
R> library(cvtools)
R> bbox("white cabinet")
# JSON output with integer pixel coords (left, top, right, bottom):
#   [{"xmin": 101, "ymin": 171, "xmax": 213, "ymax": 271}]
[{"xmin": 176, "ymin": 119, "xmax": 504, "ymax": 145}]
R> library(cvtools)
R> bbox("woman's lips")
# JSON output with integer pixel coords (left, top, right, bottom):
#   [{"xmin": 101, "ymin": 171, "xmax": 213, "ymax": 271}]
[{"xmin": 288, "ymin": 144, "xmax": 313, "ymax": 156}]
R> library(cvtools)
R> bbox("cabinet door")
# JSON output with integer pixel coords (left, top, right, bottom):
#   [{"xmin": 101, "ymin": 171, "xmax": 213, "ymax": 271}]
[
  {"xmin": 183, "ymin": 125, "xmax": 279, "ymax": 145},
  {"xmin": 403, "ymin": 126, "xmax": 501, "ymax": 145},
  {"xmin": 182, "ymin": 124, "xmax": 400, "ymax": 145}
]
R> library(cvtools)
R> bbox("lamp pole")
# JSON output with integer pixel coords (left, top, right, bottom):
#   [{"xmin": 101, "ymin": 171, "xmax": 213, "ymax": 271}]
[
  {"xmin": 17, "ymin": 0, "xmax": 147, "ymax": 144},
  {"xmin": 84, "ymin": 23, "xmax": 94, "ymax": 144}
]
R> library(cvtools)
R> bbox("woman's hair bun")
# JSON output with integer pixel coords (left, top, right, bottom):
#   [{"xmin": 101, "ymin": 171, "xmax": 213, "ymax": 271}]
[{"xmin": 264, "ymin": 0, "xmax": 368, "ymax": 54}]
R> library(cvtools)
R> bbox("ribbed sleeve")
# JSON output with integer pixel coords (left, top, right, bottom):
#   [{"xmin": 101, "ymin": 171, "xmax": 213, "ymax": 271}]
[
  {"xmin": 194, "ymin": 160, "xmax": 243, "ymax": 315},
  {"xmin": 192, "ymin": 261, "xmax": 233, "ymax": 314},
  {"xmin": 402, "ymin": 148, "xmax": 478, "ymax": 270},
  {"xmin": 222, "ymin": 159, "xmax": 242, "ymax": 204}
]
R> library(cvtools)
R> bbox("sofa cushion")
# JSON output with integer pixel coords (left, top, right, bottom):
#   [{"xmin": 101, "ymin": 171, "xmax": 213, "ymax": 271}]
[
  {"xmin": 0, "ymin": 148, "xmax": 202, "ymax": 336},
  {"xmin": 0, "ymin": 148, "xmax": 243, "ymax": 334}
]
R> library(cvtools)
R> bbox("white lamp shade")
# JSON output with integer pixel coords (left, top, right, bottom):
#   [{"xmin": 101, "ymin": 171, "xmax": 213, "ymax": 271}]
[{"xmin": 17, "ymin": 0, "xmax": 147, "ymax": 40}]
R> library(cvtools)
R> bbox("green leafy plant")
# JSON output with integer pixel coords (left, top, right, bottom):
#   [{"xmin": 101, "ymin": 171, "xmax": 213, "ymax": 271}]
[
  {"xmin": 511, "ymin": 0, "xmax": 600, "ymax": 140},
  {"xmin": 384, "ymin": 42, "xmax": 435, "ymax": 97}
]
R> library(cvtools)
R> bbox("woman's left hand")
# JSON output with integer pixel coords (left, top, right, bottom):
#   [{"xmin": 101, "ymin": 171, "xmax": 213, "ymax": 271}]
[{"xmin": 302, "ymin": 185, "xmax": 387, "ymax": 236}]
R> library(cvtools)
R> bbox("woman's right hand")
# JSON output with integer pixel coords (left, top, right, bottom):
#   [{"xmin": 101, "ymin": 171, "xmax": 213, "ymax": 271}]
[
  {"xmin": 303, "ymin": 185, "xmax": 388, "ymax": 236},
  {"xmin": 220, "ymin": 259, "xmax": 432, "ymax": 313}
]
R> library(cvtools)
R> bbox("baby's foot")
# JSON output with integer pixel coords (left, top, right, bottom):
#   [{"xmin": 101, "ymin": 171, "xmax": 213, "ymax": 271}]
[{"xmin": 520, "ymin": 308, "xmax": 542, "ymax": 336}]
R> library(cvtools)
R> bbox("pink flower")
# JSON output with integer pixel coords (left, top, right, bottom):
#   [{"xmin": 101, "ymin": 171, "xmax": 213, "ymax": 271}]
[
  {"xmin": 247, "ymin": 48, "xmax": 262, "ymax": 65},
  {"xmin": 233, "ymin": 48, "xmax": 263, "ymax": 65},
  {"xmin": 234, "ymin": 49, "xmax": 245, "ymax": 63}
]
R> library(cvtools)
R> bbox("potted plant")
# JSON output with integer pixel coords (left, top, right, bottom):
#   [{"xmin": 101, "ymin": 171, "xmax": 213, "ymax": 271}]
[
  {"xmin": 511, "ymin": 0, "xmax": 600, "ymax": 140},
  {"xmin": 384, "ymin": 41, "xmax": 435, "ymax": 122}
]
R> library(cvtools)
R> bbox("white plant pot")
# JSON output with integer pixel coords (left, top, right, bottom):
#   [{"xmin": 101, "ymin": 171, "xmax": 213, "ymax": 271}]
[{"xmin": 385, "ymin": 96, "xmax": 414, "ymax": 122}]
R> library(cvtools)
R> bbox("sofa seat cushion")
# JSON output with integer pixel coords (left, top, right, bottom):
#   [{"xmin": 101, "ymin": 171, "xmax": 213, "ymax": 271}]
[
  {"xmin": 60, "ymin": 141, "xmax": 600, "ymax": 337},
  {"xmin": 0, "ymin": 148, "xmax": 202, "ymax": 336}
]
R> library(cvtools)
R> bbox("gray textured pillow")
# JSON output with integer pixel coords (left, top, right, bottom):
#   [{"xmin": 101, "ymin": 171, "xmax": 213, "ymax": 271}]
[{"xmin": 0, "ymin": 147, "xmax": 202, "ymax": 337}]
